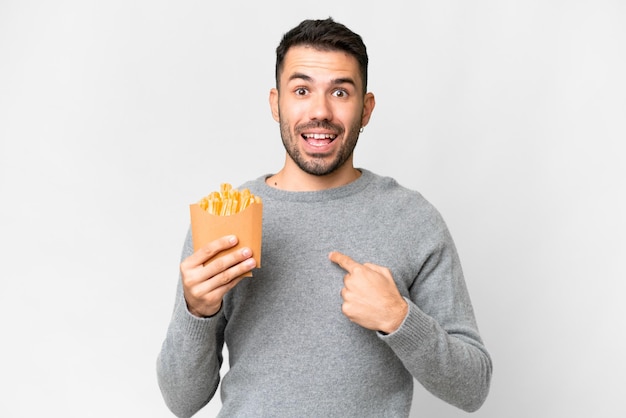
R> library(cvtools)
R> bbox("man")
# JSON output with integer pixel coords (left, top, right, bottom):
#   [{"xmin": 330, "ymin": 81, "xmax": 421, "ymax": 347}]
[{"xmin": 157, "ymin": 18, "xmax": 492, "ymax": 417}]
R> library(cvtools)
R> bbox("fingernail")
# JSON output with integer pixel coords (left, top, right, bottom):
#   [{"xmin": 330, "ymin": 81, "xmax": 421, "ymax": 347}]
[
  {"xmin": 228, "ymin": 235, "xmax": 237, "ymax": 244},
  {"xmin": 241, "ymin": 247, "xmax": 251, "ymax": 257}
]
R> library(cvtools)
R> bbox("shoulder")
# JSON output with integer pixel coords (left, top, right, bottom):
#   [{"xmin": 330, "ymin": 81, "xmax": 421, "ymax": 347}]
[
  {"xmin": 237, "ymin": 175, "xmax": 270, "ymax": 194},
  {"xmin": 364, "ymin": 171, "xmax": 439, "ymax": 211},
  {"xmin": 363, "ymin": 170, "xmax": 449, "ymax": 232}
]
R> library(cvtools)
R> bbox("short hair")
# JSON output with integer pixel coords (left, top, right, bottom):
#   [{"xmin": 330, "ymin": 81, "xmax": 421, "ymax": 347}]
[{"xmin": 275, "ymin": 18, "xmax": 369, "ymax": 93}]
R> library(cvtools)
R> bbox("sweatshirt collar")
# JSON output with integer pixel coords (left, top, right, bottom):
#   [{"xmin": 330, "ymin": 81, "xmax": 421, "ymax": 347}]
[{"xmin": 254, "ymin": 169, "xmax": 374, "ymax": 203}]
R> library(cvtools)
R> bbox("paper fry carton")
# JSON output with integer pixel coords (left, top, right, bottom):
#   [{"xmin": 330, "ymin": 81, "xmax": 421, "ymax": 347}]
[{"xmin": 189, "ymin": 202, "xmax": 263, "ymax": 276}]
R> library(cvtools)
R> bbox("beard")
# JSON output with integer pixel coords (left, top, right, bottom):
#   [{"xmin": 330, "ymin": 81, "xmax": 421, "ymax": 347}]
[{"xmin": 278, "ymin": 112, "xmax": 362, "ymax": 177}]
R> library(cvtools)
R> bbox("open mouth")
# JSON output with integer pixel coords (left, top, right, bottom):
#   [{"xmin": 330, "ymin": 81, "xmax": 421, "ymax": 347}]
[{"xmin": 302, "ymin": 133, "xmax": 337, "ymax": 147}]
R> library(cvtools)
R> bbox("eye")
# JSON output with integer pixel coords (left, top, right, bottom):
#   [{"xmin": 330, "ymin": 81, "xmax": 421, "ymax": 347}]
[
  {"xmin": 295, "ymin": 87, "xmax": 308, "ymax": 96},
  {"xmin": 332, "ymin": 89, "xmax": 348, "ymax": 98}
]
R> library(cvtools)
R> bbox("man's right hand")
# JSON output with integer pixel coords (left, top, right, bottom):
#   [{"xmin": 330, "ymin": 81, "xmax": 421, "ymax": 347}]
[{"xmin": 180, "ymin": 235, "xmax": 256, "ymax": 318}]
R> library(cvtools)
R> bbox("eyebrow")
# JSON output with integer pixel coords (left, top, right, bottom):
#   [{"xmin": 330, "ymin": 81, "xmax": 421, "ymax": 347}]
[{"xmin": 288, "ymin": 72, "xmax": 357, "ymax": 88}]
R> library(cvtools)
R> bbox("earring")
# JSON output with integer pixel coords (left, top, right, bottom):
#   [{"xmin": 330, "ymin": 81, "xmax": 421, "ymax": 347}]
[{"xmin": 359, "ymin": 127, "xmax": 364, "ymax": 133}]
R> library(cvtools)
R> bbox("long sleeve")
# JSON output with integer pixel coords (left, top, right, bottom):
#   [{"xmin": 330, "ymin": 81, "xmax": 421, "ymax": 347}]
[
  {"xmin": 381, "ymin": 223, "xmax": 492, "ymax": 412},
  {"xmin": 156, "ymin": 230, "xmax": 226, "ymax": 418}
]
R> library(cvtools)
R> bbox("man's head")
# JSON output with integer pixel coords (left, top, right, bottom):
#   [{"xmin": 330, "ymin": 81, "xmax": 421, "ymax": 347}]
[
  {"xmin": 269, "ymin": 18, "xmax": 375, "ymax": 183},
  {"xmin": 275, "ymin": 18, "xmax": 369, "ymax": 94}
]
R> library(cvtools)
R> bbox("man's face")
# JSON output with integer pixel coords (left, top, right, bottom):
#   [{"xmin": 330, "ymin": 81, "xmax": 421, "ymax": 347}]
[{"xmin": 270, "ymin": 46, "xmax": 375, "ymax": 176}]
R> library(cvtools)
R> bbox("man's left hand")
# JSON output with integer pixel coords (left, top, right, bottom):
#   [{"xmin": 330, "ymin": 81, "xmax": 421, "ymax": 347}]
[{"xmin": 329, "ymin": 251, "xmax": 408, "ymax": 334}]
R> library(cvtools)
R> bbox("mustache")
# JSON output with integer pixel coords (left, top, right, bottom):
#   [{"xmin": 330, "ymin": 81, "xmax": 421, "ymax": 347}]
[{"xmin": 295, "ymin": 121, "xmax": 343, "ymax": 134}]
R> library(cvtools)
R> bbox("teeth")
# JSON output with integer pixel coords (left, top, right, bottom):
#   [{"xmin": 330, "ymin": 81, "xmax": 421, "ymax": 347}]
[{"xmin": 304, "ymin": 133, "xmax": 336, "ymax": 139}]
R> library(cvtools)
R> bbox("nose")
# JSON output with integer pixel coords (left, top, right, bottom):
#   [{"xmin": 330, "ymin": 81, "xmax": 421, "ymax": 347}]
[{"xmin": 308, "ymin": 94, "xmax": 333, "ymax": 121}]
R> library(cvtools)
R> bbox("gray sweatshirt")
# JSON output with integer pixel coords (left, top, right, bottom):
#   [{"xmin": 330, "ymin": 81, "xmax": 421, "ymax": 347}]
[{"xmin": 157, "ymin": 169, "xmax": 492, "ymax": 417}]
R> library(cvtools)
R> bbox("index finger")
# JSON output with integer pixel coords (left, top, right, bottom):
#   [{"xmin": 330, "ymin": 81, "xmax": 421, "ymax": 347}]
[
  {"xmin": 328, "ymin": 251, "xmax": 360, "ymax": 272},
  {"xmin": 187, "ymin": 235, "xmax": 238, "ymax": 267}
]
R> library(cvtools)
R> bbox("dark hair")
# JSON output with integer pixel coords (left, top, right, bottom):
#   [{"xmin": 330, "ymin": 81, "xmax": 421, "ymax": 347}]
[{"xmin": 275, "ymin": 18, "xmax": 369, "ymax": 93}]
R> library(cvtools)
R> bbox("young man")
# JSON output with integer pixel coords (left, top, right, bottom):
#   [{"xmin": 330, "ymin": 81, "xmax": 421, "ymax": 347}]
[{"xmin": 157, "ymin": 18, "xmax": 492, "ymax": 417}]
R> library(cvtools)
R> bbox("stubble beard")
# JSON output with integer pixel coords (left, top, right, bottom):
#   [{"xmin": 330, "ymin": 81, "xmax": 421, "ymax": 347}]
[{"xmin": 278, "ymin": 112, "xmax": 362, "ymax": 177}]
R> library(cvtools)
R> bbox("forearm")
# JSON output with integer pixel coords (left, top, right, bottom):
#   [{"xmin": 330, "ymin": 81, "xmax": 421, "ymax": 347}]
[
  {"xmin": 157, "ymin": 288, "xmax": 224, "ymax": 418},
  {"xmin": 381, "ymin": 300, "xmax": 492, "ymax": 412}
]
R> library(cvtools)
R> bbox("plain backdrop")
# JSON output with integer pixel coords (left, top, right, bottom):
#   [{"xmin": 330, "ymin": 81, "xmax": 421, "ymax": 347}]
[{"xmin": 1, "ymin": 1, "xmax": 624, "ymax": 417}]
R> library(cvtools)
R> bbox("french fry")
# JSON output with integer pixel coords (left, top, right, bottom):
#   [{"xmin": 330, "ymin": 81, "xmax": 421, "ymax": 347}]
[{"xmin": 197, "ymin": 183, "xmax": 262, "ymax": 216}]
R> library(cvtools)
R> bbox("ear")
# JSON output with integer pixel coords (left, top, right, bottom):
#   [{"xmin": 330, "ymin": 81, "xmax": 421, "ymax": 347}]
[
  {"xmin": 360, "ymin": 92, "xmax": 376, "ymax": 128},
  {"xmin": 269, "ymin": 88, "xmax": 280, "ymax": 122}
]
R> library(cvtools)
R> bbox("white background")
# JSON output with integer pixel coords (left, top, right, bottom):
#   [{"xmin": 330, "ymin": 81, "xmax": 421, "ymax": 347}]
[{"xmin": 1, "ymin": 1, "xmax": 624, "ymax": 417}]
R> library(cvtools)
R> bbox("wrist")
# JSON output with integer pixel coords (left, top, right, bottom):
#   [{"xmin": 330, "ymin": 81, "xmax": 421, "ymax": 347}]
[
  {"xmin": 381, "ymin": 299, "xmax": 408, "ymax": 334},
  {"xmin": 187, "ymin": 301, "xmax": 222, "ymax": 318}
]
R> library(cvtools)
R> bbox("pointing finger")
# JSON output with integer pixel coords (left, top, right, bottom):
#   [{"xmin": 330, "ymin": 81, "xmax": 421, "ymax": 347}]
[{"xmin": 328, "ymin": 251, "xmax": 359, "ymax": 272}]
